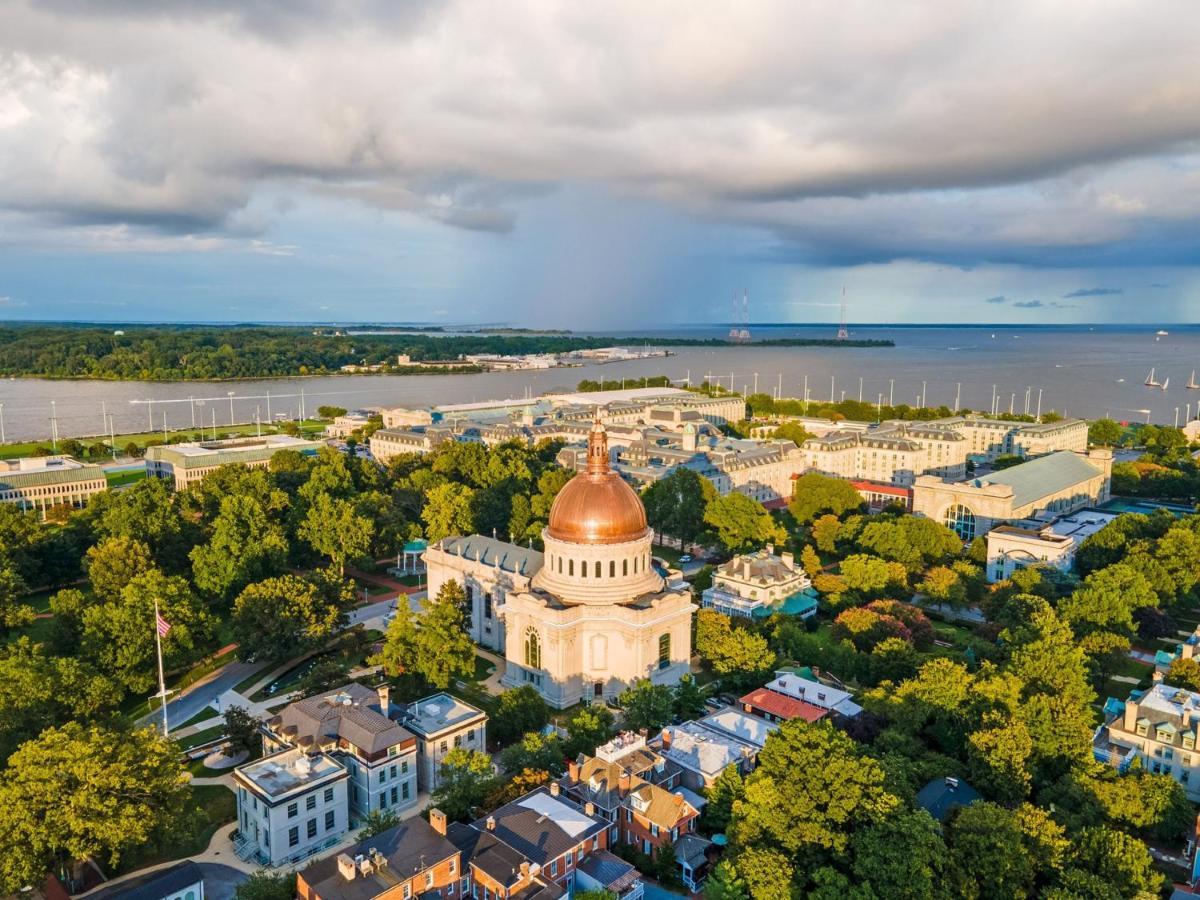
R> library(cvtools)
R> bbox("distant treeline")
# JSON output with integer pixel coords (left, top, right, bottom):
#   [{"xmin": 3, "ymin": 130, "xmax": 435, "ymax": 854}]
[
  {"xmin": 576, "ymin": 376, "xmax": 674, "ymax": 392},
  {"xmin": 0, "ymin": 324, "xmax": 891, "ymax": 381}
]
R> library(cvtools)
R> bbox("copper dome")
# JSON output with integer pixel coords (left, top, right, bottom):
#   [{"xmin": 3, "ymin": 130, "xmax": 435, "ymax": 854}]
[{"xmin": 546, "ymin": 422, "xmax": 648, "ymax": 545}]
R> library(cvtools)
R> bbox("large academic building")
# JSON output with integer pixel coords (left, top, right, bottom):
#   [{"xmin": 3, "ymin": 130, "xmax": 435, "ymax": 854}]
[{"xmin": 426, "ymin": 422, "xmax": 695, "ymax": 708}]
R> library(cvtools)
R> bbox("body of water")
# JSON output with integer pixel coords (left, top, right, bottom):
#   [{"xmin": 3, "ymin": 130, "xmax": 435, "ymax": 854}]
[{"xmin": 1, "ymin": 324, "xmax": 1197, "ymax": 442}]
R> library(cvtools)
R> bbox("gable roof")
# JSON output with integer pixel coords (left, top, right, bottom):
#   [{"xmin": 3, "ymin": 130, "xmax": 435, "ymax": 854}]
[
  {"xmin": 447, "ymin": 822, "xmax": 528, "ymax": 889},
  {"xmin": 916, "ymin": 777, "xmax": 982, "ymax": 823},
  {"xmin": 436, "ymin": 535, "xmax": 544, "ymax": 577},
  {"xmin": 88, "ymin": 861, "xmax": 203, "ymax": 900},
  {"xmin": 628, "ymin": 782, "xmax": 696, "ymax": 830},
  {"xmin": 470, "ymin": 788, "xmax": 606, "ymax": 867},
  {"xmin": 739, "ymin": 688, "xmax": 828, "ymax": 723},
  {"xmin": 299, "ymin": 818, "xmax": 459, "ymax": 900}
]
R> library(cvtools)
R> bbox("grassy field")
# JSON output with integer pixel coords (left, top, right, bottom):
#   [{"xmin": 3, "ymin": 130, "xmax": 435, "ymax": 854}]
[
  {"xmin": 179, "ymin": 705, "xmax": 220, "ymax": 728},
  {"xmin": 176, "ymin": 724, "xmax": 226, "ymax": 751},
  {"xmin": 113, "ymin": 784, "xmax": 236, "ymax": 876},
  {"xmin": 105, "ymin": 469, "xmax": 147, "ymax": 487}
]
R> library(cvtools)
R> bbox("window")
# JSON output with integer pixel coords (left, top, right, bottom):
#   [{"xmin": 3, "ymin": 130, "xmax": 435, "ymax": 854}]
[
  {"xmin": 426, "ymin": 873, "xmax": 435, "ymax": 888},
  {"xmin": 943, "ymin": 504, "xmax": 976, "ymax": 541},
  {"xmin": 390, "ymin": 764, "xmax": 398, "ymax": 779},
  {"xmin": 450, "ymin": 860, "xmax": 456, "ymax": 875},
  {"xmin": 402, "ymin": 760, "xmax": 410, "ymax": 772},
  {"xmin": 287, "ymin": 802, "xmax": 298, "ymax": 819},
  {"xmin": 550, "ymin": 861, "xmax": 559, "ymax": 877},
  {"xmin": 454, "ymin": 735, "xmax": 462, "ymax": 748},
  {"xmin": 403, "ymin": 782, "xmax": 410, "ymax": 800},
  {"xmin": 525, "ymin": 628, "xmax": 541, "ymax": 670},
  {"xmin": 651, "ymin": 823, "xmax": 659, "ymax": 837},
  {"xmin": 307, "ymin": 818, "xmax": 317, "ymax": 839},
  {"xmin": 595, "ymin": 561, "xmax": 601, "ymax": 578},
  {"xmin": 306, "ymin": 795, "xmax": 316, "ymax": 811},
  {"xmin": 325, "ymin": 810, "xmax": 336, "ymax": 831},
  {"xmin": 403, "ymin": 885, "xmax": 411, "ymax": 900},
  {"xmin": 484, "ymin": 593, "xmax": 493, "ymax": 619},
  {"xmin": 569, "ymin": 559, "xmax": 574, "ymax": 576},
  {"xmin": 391, "ymin": 786, "xmax": 399, "ymax": 804},
  {"xmin": 288, "ymin": 826, "xmax": 299, "ymax": 847},
  {"xmin": 323, "ymin": 787, "xmax": 334, "ymax": 803},
  {"xmin": 658, "ymin": 633, "xmax": 671, "ymax": 670},
  {"xmin": 623, "ymin": 559, "xmax": 628, "ymax": 576},
  {"xmin": 440, "ymin": 740, "xmax": 448, "ymax": 752},
  {"xmin": 1136, "ymin": 721, "xmax": 1149, "ymax": 737},
  {"xmin": 380, "ymin": 770, "xmax": 388, "ymax": 784},
  {"xmin": 381, "ymin": 793, "xmax": 389, "ymax": 809}
]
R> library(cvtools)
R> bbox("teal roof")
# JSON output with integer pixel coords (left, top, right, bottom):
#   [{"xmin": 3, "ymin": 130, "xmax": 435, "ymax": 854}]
[
  {"xmin": 976, "ymin": 451, "xmax": 1102, "ymax": 509},
  {"xmin": 753, "ymin": 588, "xmax": 819, "ymax": 619},
  {"xmin": 403, "ymin": 539, "xmax": 429, "ymax": 553}
]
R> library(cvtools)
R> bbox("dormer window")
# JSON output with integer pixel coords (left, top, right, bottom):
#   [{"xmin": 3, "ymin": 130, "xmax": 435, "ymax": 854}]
[
  {"xmin": 1135, "ymin": 719, "xmax": 1149, "ymax": 737},
  {"xmin": 589, "ymin": 774, "xmax": 601, "ymax": 793},
  {"xmin": 631, "ymin": 792, "xmax": 649, "ymax": 814}
]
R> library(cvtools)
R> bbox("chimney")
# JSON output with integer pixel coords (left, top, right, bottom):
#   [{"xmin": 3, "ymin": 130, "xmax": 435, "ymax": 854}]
[
  {"xmin": 1153, "ymin": 670, "xmax": 1165, "ymax": 684},
  {"xmin": 568, "ymin": 760, "xmax": 580, "ymax": 784},
  {"xmin": 765, "ymin": 542, "xmax": 774, "ymax": 555},
  {"xmin": 585, "ymin": 801, "xmax": 595, "ymax": 817},
  {"xmin": 781, "ymin": 551, "xmax": 794, "ymax": 570},
  {"xmin": 660, "ymin": 728, "xmax": 672, "ymax": 750},
  {"xmin": 520, "ymin": 862, "xmax": 530, "ymax": 880},
  {"xmin": 486, "ymin": 816, "xmax": 496, "ymax": 831},
  {"xmin": 337, "ymin": 854, "xmax": 357, "ymax": 881},
  {"xmin": 377, "ymin": 683, "xmax": 391, "ymax": 714},
  {"xmin": 550, "ymin": 781, "xmax": 561, "ymax": 797},
  {"xmin": 618, "ymin": 769, "xmax": 631, "ymax": 796},
  {"xmin": 1123, "ymin": 699, "xmax": 1138, "ymax": 731},
  {"xmin": 429, "ymin": 808, "xmax": 447, "ymax": 836}
]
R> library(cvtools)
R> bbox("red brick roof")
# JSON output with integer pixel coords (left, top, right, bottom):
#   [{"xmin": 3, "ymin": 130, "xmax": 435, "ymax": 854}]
[
  {"xmin": 739, "ymin": 688, "xmax": 828, "ymax": 723},
  {"xmin": 849, "ymin": 480, "xmax": 912, "ymax": 498}
]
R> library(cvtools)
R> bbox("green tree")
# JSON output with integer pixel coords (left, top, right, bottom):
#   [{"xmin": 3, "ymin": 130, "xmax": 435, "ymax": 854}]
[
  {"xmin": 1059, "ymin": 563, "xmax": 1158, "ymax": 637},
  {"xmin": 771, "ymin": 422, "xmax": 815, "ymax": 446},
  {"xmin": 492, "ymin": 684, "xmax": 550, "ymax": 746},
  {"xmin": 849, "ymin": 810, "xmax": 949, "ymax": 900},
  {"xmin": 966, "ymin": 716, "xmax": 1033, "ymax": 804},
  {"xmin": 234, "ymin": 873, "xmax": 297, "ymax": 900},
  {"xmin": 674, "ymin": 674, "xmax": 708, "ymax": 720},
  {"xmin": 704, "ymin": 860, "xmax": 749, "ymax": 900},
  {"xmin": 704, "ymin": 764, "xmax": 745, "ymax": 834},
  {"xmin": 704, "ymin": 492, "xmax": 787, "ymax": 553},
  {"xmin": 358, "ymin": 809, "xmax": 400, "ymax": 838},
  {"xmin": 84, "ymin": 536, "xmax": 155, "ymax": 603},
  {"xmin": 1089, "ymin": 417, "xmax": 1123, "ymax": 446},
  {"xmin": 1165, "ymin": 656, "xmax": 1200, "ymax": 692},
  {"xmin": 299, "ymin": 492, "xmax": 373, "ymax": 576},
  {"xmin": 811, "ymin": 514, "xmax": 841, "ymax": 554},
  {"xmin": 82, "ymin": 570, "xmax": 214, "ymax": 692},
  {"xmin": 1068, "ymin": 827, "xmax": 1160, "ymax": 898},
  {"xmin": 374, "ymin": 582, "xmax": 476, "ymax": 689},
  {"xmin": 191, "ymin": 494, "xmax": 289, "ymax": 598},
  {"xmin": 317, "ymin": 405, "xmax": 348, "ymax": 419},
  {"xmin": 618, "ymin": 679, "xmax": 675, "ymax": 732},
  {"xmin": 223, "ymin": 705, "xmax": 262, "ymax": 755},
  {"xmin": 90, "ymin": 477, "xmax": 196, "ymax": 571},
  {"xmin": 857, "ymin": 517, "xmax": 962, "ymax": 571},
  {"xmin": 0, "ymin": 561, "xmax": 33, "ymax": 635},
  {"xmin": 499, "ymin": 731, "xmax": 565, "ymax": 776},
  {"xmin": 564, "ymin": 703, "xmax": 614, "ymax": 758},
  {"xmin": 839, "ymin": 554, "xmax": 896, "ymax": 594},
  {"xmin": 695, "ymin": 609, "xmax": 776, "ymax": 680},
  {"xmin": 0, "ymin": 638, "xmax": 121, "ymax": 759},
  {"xmin": 422, "ymin": 481, "xmax": 477, "ymax": 542},
  {"xmin": 642, "ymin": 468, "xmax": 719, "ymax": 544},
  {"xmin": 733, "ymin": 844, "xmax": 796, "ymax": 899},
  {"xmin": 232, "ymin": 574, "xmax": 344, "ymax": 662},
  {"xmin": 789, "ymin": 473, "xmax": 865, "ymax": 524},
  {"xmin": 918, "ymin": 566, "xmax": 967, "ymax": 607},
  {"xmin": 432, "ymin": 748, "xmax": 496, "ymax": 821},
  {"xmin": 945, "ymin": 802, "xmax": 1066, "ymax": 900},
  {"xmin": 0, "ymin": 723, "xmax": 189, "ymax": 892},
  {"xmin": 730, "ymin": 721, "xmax": 900, "ymax": 861},
  {"xmin": 800, "ymin": 545, "xmax": 823, "ymax": 577}
]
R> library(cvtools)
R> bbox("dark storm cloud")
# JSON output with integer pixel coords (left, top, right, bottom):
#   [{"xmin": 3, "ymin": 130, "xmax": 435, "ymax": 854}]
[{"xmin": 1, "ymin": 0, "xmax": 1199, "ymax": 271}]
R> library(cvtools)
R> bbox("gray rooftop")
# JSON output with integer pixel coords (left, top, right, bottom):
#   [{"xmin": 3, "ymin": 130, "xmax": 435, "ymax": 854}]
[
  {"xmin": 404, "ymin": 692, "xmax": 487, "ymax": 738},
  {"xmin": 273, "ymin": 683, "xmax": 414, "ymax": 755},
  {"xmin": 973, "ymin": 451, "xmax": 1102, "ymax": 509},
  {"xmin": 436, "ymin": 535, "xmax": 544, "ymax": 577},
  {"xmin": 470, "ymin": 787, "xmax": 607, "ymax": 867},
  {"xmin": 237, "ymin": 747, "xmax": 345, "ymax": 798}
]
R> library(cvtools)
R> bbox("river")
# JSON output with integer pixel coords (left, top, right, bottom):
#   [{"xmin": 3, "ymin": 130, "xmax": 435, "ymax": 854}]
[{"xmin": 1, "ymin": 324, "xmax": 1197, "ymax": 442}]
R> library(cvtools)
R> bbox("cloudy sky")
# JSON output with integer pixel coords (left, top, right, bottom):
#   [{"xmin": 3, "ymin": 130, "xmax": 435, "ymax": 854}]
[{"xmin": 1, "ymin": 1, "xmax": 1198, "ymax": 327}]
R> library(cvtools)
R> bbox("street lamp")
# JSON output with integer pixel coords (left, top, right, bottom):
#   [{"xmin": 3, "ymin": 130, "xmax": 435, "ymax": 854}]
[{"xmin": 227, "ymin": 391, "xmax": 235, "ymax": 426}]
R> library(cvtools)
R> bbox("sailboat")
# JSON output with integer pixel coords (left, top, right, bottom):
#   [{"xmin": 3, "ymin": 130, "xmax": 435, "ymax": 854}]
[
  {"xmin": 1161, "ymin": 377, "xmax": 1170, "ymax": 391},
  {"xmin": 1145, "ymin": 368, "xmax": 1161, "ymax": 387},
  {"xmin": 1187, "ymin": 371, "xmax": 1200, "ymax": 390}
]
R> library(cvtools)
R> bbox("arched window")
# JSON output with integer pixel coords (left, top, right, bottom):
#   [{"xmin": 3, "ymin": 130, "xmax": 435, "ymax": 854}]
[
  {"xmin": 944, "ymin": 504, "xmax": 977, "ymax": 541},
  {"xmin": 569, "ymin": 559, "xmax": 574, "ymax": 576},
  {"xmin": 658, "ymin": 633, "xmax": 671, "ymax": 669},
  {"xmin": 524, "ymin": 628, "xmax": 541, "ymax": 670},
  {"xmin": 581, "ymin": 559, "xmax": 588, "ymax": 578},
  {"xmin": 623, "ymin": 559, "xmax": 628, "ymax": 576},
  {"xmin": 595, "ymin": 560, "xmax": 601, "ymax": 578},
  {"xmin": 557, "ymin": 556, "xmax": 562, "ymax": 573}
]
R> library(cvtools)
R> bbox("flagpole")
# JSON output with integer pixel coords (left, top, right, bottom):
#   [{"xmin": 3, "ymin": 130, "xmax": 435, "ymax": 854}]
[{"xmin": 154, "ymin": 598, "xmax": 169, "ymax": 737}]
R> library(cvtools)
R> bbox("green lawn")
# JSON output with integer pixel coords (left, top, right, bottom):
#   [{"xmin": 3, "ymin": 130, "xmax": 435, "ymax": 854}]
[
  {"xmin": 105, "ymin": 469, "xmax": 147, "ymax": 488},
  {"xmin": 2, "ymin": 614, "xmax": 56, "ymax": 647},
  {"xmin": 112, "ymin": 784, "xmax": 236, "ymax": 876},
  {"xmin": 179, "ymin": 705, "xmax": 220, "ymax": 728},
  {"xmin": 19, "ymin": 588, "xmax": 55, "ymax": 614},
  {"xmin": 175, "ymin": 724, "xmax": 226, "ymax": 751},
  {"xmin": 474, "ymin": 654, "xmax": 497, "ymax": 681}
]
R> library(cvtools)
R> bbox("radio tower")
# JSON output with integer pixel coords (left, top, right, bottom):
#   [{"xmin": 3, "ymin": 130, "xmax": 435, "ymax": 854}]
[{"xmin": 836, "ymin": 285, "xmax": 849, "ymax": 340}]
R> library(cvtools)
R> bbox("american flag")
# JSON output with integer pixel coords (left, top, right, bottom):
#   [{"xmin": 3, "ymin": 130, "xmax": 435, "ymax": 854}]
[{"xmin": 156, "ymin": 612, "xmax": 172, "ymax": 637}]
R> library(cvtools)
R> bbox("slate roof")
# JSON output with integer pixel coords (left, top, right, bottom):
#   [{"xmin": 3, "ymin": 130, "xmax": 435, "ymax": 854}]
[
  {"xmin": 274, "ymin": 683, "xmax": 414, "ymax": 755},
  {"xmin": 299, "ymin": 818, "xmax": 458, "ymax": 900},
  {"xmin": 436, "ymin": 535, "xmax": 544, "ymax": 577},
  {"xmin": 673, "ymin": 833, "xmax": 713, "ymax": 869},
  {"xmin": 447, "ymin": 822, "xmax": 529, "ymax": 889},
  {"xmin": 470, "ymin": 788, "xmax": 607, "ymax": 867},
  {"xmin": 916, "ymin": 777, "xmax": 982, "ymax": 823},
  {"xmin": 576, "ymin": 850, "xmax": 641, "ymax": 892},
  {"xmin": 974, "ymin": 451, "xmax": 1103, "ymax": 509},
  {"xmin": 89, "ymin": 861, "xmax": 203, "ymax": 900}
]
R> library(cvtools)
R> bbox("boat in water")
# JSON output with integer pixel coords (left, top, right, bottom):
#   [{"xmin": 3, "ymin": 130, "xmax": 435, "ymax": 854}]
[
  {"xmin": 1157, "ymin": 329, "xmax": 1170, "ymax": 336},
  {"xmin": 1188, "ymin": 371, "xmax": 1200, "ymax": 390},
  {"xmin": 1145, "ymin": 368, "xmax": 1161, "ymax": 387}
]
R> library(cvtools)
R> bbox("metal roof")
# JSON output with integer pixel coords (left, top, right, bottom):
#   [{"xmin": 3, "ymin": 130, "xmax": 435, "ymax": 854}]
[{"xmin": 975, "ymin": 451, "xmax": 1102, "ymax": 509}]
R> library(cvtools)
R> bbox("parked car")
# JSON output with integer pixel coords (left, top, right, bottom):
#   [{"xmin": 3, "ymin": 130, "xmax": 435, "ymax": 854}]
[
  {"xmin": 679, "ymin": 554, "xmax": 693, "ymax": 563},
  {"xmin": 704, "ymin": 697, "xmax": 724, "ymax": 711}
]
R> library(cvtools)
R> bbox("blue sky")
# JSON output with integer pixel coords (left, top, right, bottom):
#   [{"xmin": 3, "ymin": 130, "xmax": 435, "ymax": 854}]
[{"xmin": 1, "ymin": 2, "xmax": 1198, "ymax": 327}]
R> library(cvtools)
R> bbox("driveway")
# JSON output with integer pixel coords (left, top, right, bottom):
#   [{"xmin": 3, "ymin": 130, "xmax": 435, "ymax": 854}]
[{"xmin": 138, "ymin": 659, "xmax": 267, "ymax": 731}]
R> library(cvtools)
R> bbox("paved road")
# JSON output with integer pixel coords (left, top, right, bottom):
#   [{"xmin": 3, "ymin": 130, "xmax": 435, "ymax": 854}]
[{"xmin": 139, "ymin": 659, "xmax": 266, "ymax": 732}]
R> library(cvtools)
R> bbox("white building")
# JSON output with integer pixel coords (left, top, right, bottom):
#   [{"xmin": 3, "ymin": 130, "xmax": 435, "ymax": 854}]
[
  {"xmin": 797, "ymin": 422, "xmax": 968, "ymax": 486},
  {"xmin": 0, "ymin": 455, "xmax": 107, "ymax": 518},
  {"xmin": 925, "ymin": 415, "xmax": 1089, "ymax": 462},
  {"xmin": 399, "ymin": 692, "xmax": 489, "ymax": 791},
  {"xmin": 264, "ymin": 683, "xmax": 419, "ymax": 820},
  {"xmin": 233, "ymin": 747, "xmax": 349, "ymax": 867},
  {"xmin": 426, "ymin": 422, "xmax": 695, "ymax": 709},
  {"xmin": 760, "ymin": 671, "xmax": 862, "ymax": 719},
  {"xmin": 144, "ymin": 434, "xmax": 324, "ymax": 489},
  {"xmin": 984, "ymin": 508, "xmax": 1118, "ymax": 582},
  {"xmin": 1097, "ymin": 683, "xmax": 1200, "ymax": 801},
  {"xmin": 701, "ymin": 545, "xmax": 815, "ymax": 620}
]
